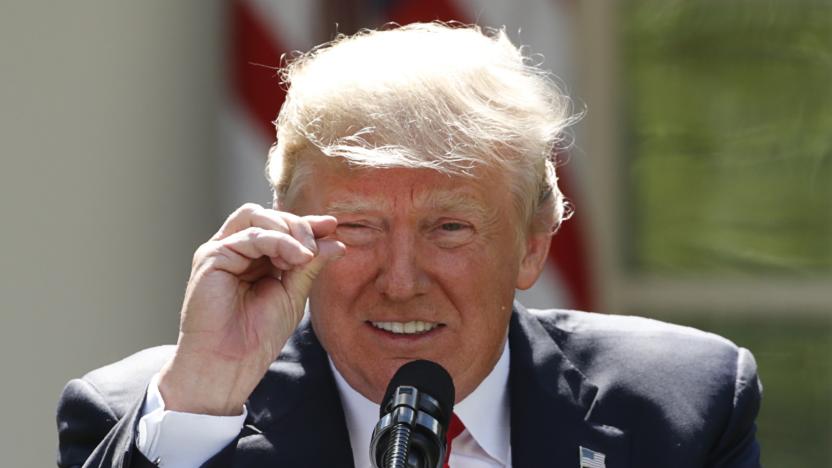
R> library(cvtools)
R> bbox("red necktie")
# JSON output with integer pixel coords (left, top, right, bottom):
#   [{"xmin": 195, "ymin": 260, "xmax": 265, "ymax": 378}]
[{"xmin": 443, "ymin": 413, "xmax": 465, "ymax": 468}]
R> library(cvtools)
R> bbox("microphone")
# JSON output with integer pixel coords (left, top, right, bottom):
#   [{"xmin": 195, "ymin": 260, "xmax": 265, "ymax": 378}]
[{"xmin": 370, "ymin": 360, "xmax": 455, "ymax": 468}]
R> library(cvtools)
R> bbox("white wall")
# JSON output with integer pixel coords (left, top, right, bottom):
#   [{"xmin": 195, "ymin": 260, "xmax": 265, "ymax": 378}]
[{"xmin": 0, "ymin": 2, "xmax": 224, "ymax": 465}]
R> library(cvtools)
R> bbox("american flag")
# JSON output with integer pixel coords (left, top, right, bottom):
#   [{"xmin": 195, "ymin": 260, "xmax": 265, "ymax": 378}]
[
  {"xmin": 225, "ymin": 0, "xmax": 594, "ymax": 312},
  {"xmin": 579, "ymin": 446, "xmax": 607, "ymax": 468}
]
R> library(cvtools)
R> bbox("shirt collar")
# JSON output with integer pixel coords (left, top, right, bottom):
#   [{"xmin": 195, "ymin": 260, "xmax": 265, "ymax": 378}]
[
  {"xmin": 330, "ymin": 342, "xmax": 511, "ymax": 467},
  {"xmin": 453, "ymin": 341, "xmax": 511, "ymax": 464}
]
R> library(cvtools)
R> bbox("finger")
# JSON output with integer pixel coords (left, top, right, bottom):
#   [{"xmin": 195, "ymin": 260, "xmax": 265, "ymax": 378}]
[
  {"xmin": 223, "ymin": 228, "xmax": 314, "ymax": 264},
  {"xmin": 279, "ymin": 213, "xmax": 318, "ymax": 254},
  {"xmin": 212, "ymin": 205, "xmax": 338, "ymax": 249},
  {"xmin": 301, "ymin": 215, "xmax": 339, "ymax": 239},
  {"xmin": 282, "ymin": 238, "xmax": 346, "ymax": 302},
  {"xmin": 213, "ymin": 203, "xmax": 271, "ymax": 240},
  {"xmin": 214, "ymin": 204, "xmax": 301, "ymax": 241},
  {"xmin": 245, "ymin": 211, "xmax": 337, "ymax": 253},
  {"xmin": 251, "ymin": 212, "xmax": 338, "ymax": 253},
  {"xmin": 205, "ymin": 228, "xmax": 315, "ymax": 275},
  {"xmin": 269, "ymin": 256, "xmax": 293, "ymax": 271}
]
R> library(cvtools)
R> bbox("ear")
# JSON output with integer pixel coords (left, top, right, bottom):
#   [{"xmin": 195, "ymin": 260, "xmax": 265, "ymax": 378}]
[{"xmin": 515, "ymin": 230, "xmax": 553, "ymax": 290}]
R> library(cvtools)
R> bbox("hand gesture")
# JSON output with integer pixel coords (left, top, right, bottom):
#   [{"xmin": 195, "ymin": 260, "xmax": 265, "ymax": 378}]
[{"xmin": 157, "ymin": 203, "xmax": 345, "ymax": 415}]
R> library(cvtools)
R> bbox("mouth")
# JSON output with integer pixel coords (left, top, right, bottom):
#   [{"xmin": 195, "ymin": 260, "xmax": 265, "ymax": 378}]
[{"xmin": 367, "ymin": 320, "xmax": 443, "ymax": 335}]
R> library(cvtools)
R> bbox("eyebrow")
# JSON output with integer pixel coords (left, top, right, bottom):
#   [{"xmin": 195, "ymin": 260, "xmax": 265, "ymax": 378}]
[
  {"xmin": 324, "ymin": 190, "xmax": 494, "ymax": 221},
  {"xmin": 325, "ymin": 198, "xmax": 382, "ymax": 216}
]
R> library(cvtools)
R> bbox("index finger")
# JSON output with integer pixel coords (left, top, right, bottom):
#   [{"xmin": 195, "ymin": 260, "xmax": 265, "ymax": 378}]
[{"xmin": 212, "ymin": 204, "xmax": 338, "ymax": 250}]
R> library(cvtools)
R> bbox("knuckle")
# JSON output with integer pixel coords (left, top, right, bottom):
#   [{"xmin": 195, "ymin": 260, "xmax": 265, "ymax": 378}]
[
  {"xmin": 295, "ymin": 217, "xmax": 313, "ymax": 232},
  {"xmin": 280, "ymin": 211, "xmax": 302, "ymax": 225},
  {"xmin": 192, "ymin": 241, "xmax": 227, "ymax": 271},
  {"xmin": 246, "ymin": 226, "xmax": 264, "ymax": 241},
  {"xmin": 269, "ymin": 232, "xmax": 292, "ymax": 257},
  {"xmin": 193, "ymin": 242, "xmax": 213, "ymax": 263},
  {"xmin": 237, "ymin": 202, "xmax": 262, "ymax": 217}
]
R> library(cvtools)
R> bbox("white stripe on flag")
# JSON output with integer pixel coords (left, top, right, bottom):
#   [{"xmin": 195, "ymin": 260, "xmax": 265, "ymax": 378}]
[
  {"xmin": 218, "ymin": 98, "xmax": 274, "ymax": 213},
  {"xmin": 515, "ymin": 261, "xmax": 572, "ymax": 309},
  {"xmin": 246, "ymin": 0, "xmax": 317, "ymax": 50}
]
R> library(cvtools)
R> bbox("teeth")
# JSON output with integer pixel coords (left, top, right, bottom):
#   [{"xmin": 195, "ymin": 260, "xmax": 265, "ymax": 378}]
[{"xmin": 371, "ymin": 321, "xmax": 439, "ymax": 335}]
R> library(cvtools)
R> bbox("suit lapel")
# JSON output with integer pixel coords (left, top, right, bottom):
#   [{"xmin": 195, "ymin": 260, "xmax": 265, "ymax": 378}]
[
  {"xmin": 238, "ymin": 317, "xmax": 355, "ymax": 467},
  {"xmin": 509, "ymin": 305, "xmax": 630, "ymax": 468},
  {"xmin": 229, "ymin": 307, "xmax": 630, "ymax": 467}
]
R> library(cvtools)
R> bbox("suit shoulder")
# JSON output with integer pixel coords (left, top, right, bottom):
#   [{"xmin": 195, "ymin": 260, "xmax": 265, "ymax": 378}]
[
  {"xmin": 83, "ymin": 345, "xmax": 176, "ymax": 387},
  {"xmin": 515, "ymin": 307, "xmax": 762, "ymax": 461},
  {"xmin": 526, "ymin": 308, "xmax": 753, "ymax": 395},
  {"xmin": 528, "ymin": 307, "xmax": 758, "ymax": 419},
  {"xmin": 63, "ymin": 345, "xmax": 175, "ymax": 418},
  {"xmin": 530, "ymin": 308, "xmax": 740, "ymax": 356}
]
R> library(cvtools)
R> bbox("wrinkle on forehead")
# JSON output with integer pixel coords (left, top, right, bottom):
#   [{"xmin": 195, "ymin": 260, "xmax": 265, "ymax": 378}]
[
  {"xmin": 324, "ymin": 187, "xmax": 498, "ymax": 222},
  {"xmin": 285, "ymin": 157, "xmax": 510, "ymax": 232}
]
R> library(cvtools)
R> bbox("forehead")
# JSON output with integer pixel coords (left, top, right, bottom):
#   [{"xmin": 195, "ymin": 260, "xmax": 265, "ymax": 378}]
[
  {"xmin": 327, "ymin": 186, "xmax": 493, "ymax": 222},
  {"xmin": 294, "ymin": 159, "xmax": 504, "ymax": 217}
]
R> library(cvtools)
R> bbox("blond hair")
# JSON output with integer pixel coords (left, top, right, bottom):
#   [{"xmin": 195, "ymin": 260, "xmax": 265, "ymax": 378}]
[{"xmin": 267, "ymin": 22, "xmax": 576, "ymax": 232}]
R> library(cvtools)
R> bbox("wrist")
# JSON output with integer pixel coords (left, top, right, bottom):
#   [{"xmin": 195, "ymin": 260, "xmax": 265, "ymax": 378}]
[{"xmin": 157, "ymin": 356, "xmax": 250, "ymax": 416}]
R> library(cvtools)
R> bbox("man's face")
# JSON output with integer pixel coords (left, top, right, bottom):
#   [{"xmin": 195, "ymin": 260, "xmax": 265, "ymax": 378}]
[{"xmin": 288, "ymin": 160, "xmax": 548, "ymax": 403}]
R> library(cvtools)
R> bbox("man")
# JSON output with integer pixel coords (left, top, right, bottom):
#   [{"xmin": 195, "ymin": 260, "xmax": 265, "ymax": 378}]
[{"xmin": 57, "ymin": 23, "xmax": 762, "ymax": 468}]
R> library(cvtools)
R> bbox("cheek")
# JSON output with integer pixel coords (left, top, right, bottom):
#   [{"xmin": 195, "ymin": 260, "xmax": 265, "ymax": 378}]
[
  {"xmin": 427, "ymin": 247, "xmax": 520, "ymax": 327},
  {"xmin": 310, "ymin": 247, "xmax": 378, "ymax": 308},
  {"xmin": 432, "ymin": 242, "xmax": 519, "ymax": 287},
  {"xmin": 308, "ymin": 255, "xmax": 374, "ymax": 359}
]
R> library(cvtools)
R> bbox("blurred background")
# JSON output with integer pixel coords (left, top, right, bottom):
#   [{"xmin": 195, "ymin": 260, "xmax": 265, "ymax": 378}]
[{"xmin": 1, "ymin": 0, "xmax": 829, "ymax": 466}]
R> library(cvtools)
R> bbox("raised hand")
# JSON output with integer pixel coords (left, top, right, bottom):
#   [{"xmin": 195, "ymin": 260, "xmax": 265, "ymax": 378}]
[{"xmin": 157, "ymin": 203, "xmax": 345, "ymax": 415}]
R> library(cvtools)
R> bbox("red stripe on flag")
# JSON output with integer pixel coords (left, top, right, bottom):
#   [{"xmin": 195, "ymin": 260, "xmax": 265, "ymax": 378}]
[
  {"xmin": 549, "ymin": 169, "xmax": 595, "ymax": 311},
  {"xmin": 385, "ymin": 0, "xmax": 469, "ymax": 24},
  {"xmin": 231, "ymin": 0, "xmax": 287, "ymax": 141}
]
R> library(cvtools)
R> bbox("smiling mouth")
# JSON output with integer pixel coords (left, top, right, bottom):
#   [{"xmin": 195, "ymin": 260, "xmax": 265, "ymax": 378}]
[{"xmin": 368, "ymin": 320, "xmax": 443, "ymax": 335}]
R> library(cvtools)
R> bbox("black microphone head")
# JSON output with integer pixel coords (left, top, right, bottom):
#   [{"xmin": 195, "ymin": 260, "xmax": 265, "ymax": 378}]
[{"xmin": 382, "ymin": 360, "xmax": 455, "ymax": 425}]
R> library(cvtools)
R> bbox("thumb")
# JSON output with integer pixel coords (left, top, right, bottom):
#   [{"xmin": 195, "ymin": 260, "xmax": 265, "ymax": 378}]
[{"xmin": 282, "ymin": 238, "xmax": 346, "ymax": 304}]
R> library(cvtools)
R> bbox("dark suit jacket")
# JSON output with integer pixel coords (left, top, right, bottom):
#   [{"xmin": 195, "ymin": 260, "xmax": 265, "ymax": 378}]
[{"xmin": 57, "ymin": 304, "xmax": 762, "ymax": 467}]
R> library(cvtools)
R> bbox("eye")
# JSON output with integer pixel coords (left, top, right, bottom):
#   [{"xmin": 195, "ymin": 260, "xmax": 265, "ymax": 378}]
[
  {"xmin": 430, "ymin": 221, "xmax": 475, "ymax": 248},
  {"xmin": 335, "ymin": 222, "xmax": 379, "ymax": 246},
  {"xmin": 439, "ymin": 222, "xmax": 466, "ymax": 232}
]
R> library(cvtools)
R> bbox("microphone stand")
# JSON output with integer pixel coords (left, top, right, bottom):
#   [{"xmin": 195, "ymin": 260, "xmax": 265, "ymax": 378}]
[{"xmin": 371, "ymin": 386, "xmax": 446, "ymax": 468}]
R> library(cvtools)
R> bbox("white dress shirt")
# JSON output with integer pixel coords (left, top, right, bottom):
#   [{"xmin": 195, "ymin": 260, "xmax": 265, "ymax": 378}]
[
  {"xmin": 137, "ymin": 344, "xmax": 511, "ymax": 467},
  {"xmin": 333, "ymin": 343, "xmax": 511, "ymax": 468}
]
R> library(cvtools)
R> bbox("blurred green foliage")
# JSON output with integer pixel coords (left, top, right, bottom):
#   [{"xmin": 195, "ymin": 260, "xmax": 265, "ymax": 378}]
[
  {"xmin": 668, "ymin": 313, "xmax": 832, "ymax": 467},
  {"xmin": 620, "ymin": 1, "xmax": 832, "ymax": 465},
  {"xmin": 621, "ymin": 0, "xmax": 832, "ymax": 276}
]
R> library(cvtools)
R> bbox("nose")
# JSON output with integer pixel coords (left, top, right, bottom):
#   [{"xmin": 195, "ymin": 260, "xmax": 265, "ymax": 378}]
[{"xmin": 374, "ymin": 228, "xmax": 430, "ymax": 301}]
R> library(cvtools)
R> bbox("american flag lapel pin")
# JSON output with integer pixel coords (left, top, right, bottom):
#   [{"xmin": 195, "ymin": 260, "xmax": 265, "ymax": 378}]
[{"xmin": 579, "ymin": 446, "xmax": 606, "ymax": 468}]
